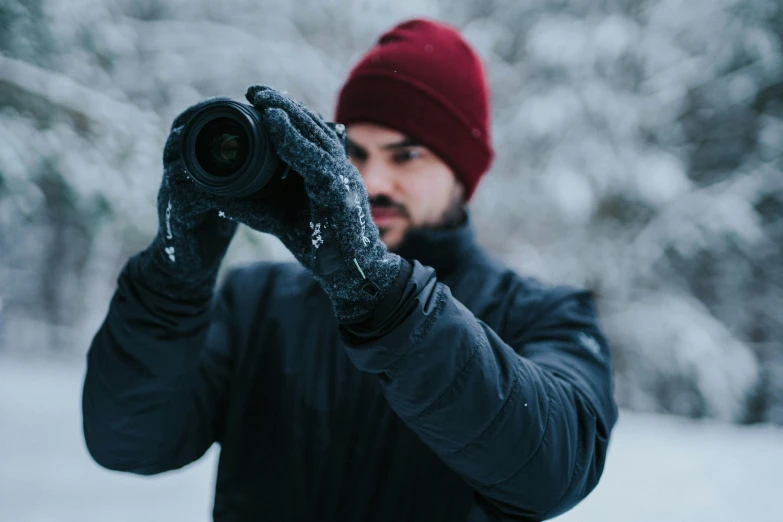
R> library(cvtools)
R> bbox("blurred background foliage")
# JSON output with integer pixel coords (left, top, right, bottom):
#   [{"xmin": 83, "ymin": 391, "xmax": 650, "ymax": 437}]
[{"xmin": 0, "ymin": 0, "xmax": 781, "ymax": 425}]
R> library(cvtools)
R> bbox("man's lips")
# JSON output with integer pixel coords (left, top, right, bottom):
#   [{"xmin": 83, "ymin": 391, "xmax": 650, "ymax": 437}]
[{"xmin": 371, "ymin": 207, "xmax": 404, "ymax": 223}]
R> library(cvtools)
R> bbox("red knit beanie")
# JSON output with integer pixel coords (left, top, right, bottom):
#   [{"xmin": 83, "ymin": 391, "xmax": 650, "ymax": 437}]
[{"xmin": 335, "ymin": 18, "xmax": 494, "ymax": 201}]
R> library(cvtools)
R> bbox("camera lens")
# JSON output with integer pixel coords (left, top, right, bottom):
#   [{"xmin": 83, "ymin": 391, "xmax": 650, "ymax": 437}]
[
  {"xmin": 180, "ymin": 99, "xmax": 347, "ymax": 199},
  {"xmin": 195, "ymin": 118, "xmax": 249, "ymax": 177},
  {"xmin": 181, "ymin": 100, "xmax": 289, "ymax": 198}
]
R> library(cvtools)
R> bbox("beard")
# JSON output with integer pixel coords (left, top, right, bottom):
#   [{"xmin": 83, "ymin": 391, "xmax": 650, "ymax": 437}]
[
  {"xmin": 406, "ymin": 191, "xmax": 467, "ymax": 233},
  {"xmin": 384, "ymin": 195, "xmax": 467, "ymax": 254},
  {"xmin": 374, "ymin": 182, "xmax": 466, "ymax": 251}
]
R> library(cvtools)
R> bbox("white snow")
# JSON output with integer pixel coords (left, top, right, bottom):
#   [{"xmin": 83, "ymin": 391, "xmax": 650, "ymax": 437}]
[{"xmin": 1, "ymin": 356, "xmax": 781, "ymax": 522}]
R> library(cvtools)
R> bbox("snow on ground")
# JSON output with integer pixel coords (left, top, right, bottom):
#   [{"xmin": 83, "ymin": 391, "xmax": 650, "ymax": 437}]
[{"xmin": 1, "ymin": 356, "xmax": 782, "ymax": 522}]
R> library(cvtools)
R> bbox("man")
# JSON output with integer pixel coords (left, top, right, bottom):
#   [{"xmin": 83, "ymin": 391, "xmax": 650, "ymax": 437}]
[{"xmin": 82, "ymin": 18, "xmax": 617, "ymax": 522}]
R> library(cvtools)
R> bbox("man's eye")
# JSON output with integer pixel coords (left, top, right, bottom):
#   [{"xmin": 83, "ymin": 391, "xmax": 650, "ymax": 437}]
[
  {"xmin": 393, "ymin": 149, "xmax": 419, "ymax": 164},
  {"xmin": 346, "ymin": 145, "xmax": 365, "ymax": 161}
]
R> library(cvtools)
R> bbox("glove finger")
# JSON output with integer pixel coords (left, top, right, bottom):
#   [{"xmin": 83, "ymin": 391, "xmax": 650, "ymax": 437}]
[
  {"xmin": 257, "ymin": 89, "xmax": 339, "ymax": 156},
  {"xmin": 249, "ymin": 86, "xmax": 342, "ymax": 157},
  {"xmin": 161, "ymin": 189, "xmax": 215, "ymax": 231},
  {"xmin": 262, "ymin": 108, "xmax": 337, "ymax": 194},
  {"xmin": 161, "ymin": 158, "xmax": 220, "ymax": 221},
  {"xmin": 163, "ymin": 154, "xmax": 198, "ymax": 195},
  {"xmin": 247, "ymin": 85, "xmax": 332, "ymax": 133},
  {"xmin": 163, "ymin": 126, "xmax": 184, "ymax": 167},
  {"xmin": 244, "ymin": 84, "xmax": 269, "ymax": 105}
]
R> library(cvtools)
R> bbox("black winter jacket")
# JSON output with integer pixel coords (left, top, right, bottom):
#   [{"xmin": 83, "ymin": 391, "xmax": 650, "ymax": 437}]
[{"xmin": 82, "ymin": 212, "xmax": 617, "ymax": 521}]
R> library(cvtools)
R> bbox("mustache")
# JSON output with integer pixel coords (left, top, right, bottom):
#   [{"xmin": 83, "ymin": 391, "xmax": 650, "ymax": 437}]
[{"xmin": 368, "ymin": 195, "xmax": 408, "ymax": 217}]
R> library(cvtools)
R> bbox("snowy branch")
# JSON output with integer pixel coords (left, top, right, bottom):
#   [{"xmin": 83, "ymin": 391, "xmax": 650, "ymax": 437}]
[{"xmin": 0, "ymin": 53, "xmax": 162, "ymax": 133}]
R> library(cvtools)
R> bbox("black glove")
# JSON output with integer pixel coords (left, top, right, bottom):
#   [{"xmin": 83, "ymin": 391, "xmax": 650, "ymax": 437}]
[
  {"xmin": 245, "ymin": 85, "xmax": 403, "ymax": 321},
  {"xmin": 131, "ymin": 97, "xmax": 312, "ymax": 300}
]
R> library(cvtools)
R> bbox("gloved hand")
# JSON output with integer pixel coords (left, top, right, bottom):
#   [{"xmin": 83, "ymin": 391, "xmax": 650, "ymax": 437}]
[
  {"xmin": 132, "ymin": 97, "xmax": 312, "ymax": 300},
  {"xmin": 245, "ymin": 85, "xmax": 403, "ymax": 321}
]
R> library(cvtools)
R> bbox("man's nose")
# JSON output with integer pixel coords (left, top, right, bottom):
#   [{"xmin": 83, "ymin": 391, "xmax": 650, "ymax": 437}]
[{"xmin": 358, "ymin": 160, "xmax": 395, "ymax": 197}]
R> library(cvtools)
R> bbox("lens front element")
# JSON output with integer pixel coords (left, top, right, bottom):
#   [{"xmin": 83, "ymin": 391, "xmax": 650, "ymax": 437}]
[
  {"xmin": 195, "ymin": 118, "xmax": 249, "ymax": 177},
  {"xmin": 216, "ymin": 135, "xmax": 239, "ymax": 162}
]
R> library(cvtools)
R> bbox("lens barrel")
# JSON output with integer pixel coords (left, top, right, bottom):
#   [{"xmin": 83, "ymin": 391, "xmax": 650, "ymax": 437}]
[
  {"xmin": 180, "ymin": 98, "xmax": 347, "ymax": 199},
  {"xmin": 181, "ymin": 100, "xmax": 287, "ymax": 198}
]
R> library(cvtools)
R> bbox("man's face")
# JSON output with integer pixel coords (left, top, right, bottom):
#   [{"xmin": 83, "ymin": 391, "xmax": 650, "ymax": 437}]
[{"xmin": 345, "ymin": 123, "xmax": 465, "ymax": 251}]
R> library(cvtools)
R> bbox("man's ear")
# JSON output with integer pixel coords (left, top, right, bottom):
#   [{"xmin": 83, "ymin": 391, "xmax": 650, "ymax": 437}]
[
  {"xmin": 442, "ymin": 182, "xmax": 468, "ymax": 228},
  {"xmin": 455, "ymin": 179, "xmax": 467, "ymax": 205}
]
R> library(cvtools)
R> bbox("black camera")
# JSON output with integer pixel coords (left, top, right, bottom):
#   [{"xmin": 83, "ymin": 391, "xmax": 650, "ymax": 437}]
[{"xmin": 180, "ymin": 99, "xmax": 346, "ymax": 198}]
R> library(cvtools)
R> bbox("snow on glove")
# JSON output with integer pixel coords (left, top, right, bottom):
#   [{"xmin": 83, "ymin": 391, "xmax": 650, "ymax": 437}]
[
  {"xmin": 245, "ymin": 85, "xmax": 403, "ymax": 321},
  {"xmin": 132, "ymin": 97, "xmax": 312, "ymax": 300}
]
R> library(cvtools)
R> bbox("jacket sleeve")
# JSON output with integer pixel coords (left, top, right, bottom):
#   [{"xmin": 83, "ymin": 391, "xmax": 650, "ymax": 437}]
[
  {"xmin": 81, "ymin": 256, "xmax": 239, "ymax": 475},
  {"xmin": 339, "ymin": 260, "xmax": 618, "ymax": 521}
]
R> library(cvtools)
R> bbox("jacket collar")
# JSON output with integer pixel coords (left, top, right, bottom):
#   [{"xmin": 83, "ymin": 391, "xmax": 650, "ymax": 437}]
[{"xmin": 392, "ymin": 208, "xmax": 484, "ymax": 280}]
